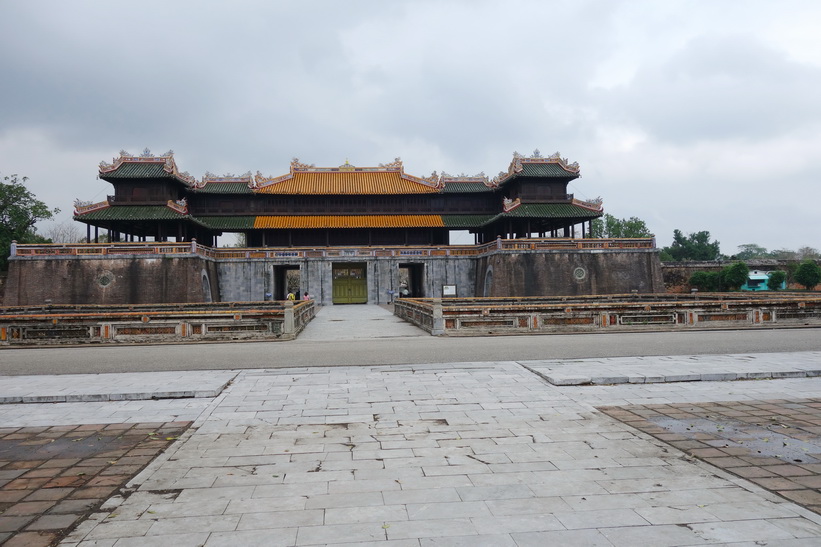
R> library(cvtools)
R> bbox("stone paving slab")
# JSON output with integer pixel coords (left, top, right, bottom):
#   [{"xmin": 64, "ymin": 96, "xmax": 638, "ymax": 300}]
[
  {"xmin": 524, "ymin": 351, "xmax": 821, "ymax": 385},
  {"xmin": 48, "ymin": 360, "xmax": 821, "ymax": 546},
  {"xmin": 0, "ymin": 421, "xmax": 190, "ymax": 546},
  {"xmin": 600, "ymin": 398, "xmax": 821, "ymax": 514},
  {"xmin": 0, "ymin": 371, "xmax": 237, "ymax": 404}
]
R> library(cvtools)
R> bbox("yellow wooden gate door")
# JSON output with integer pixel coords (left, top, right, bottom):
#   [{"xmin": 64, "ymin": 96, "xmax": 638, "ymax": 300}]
[{"xmin": 332, "ymin": 265, "xmax": 367, "ymax": 304}]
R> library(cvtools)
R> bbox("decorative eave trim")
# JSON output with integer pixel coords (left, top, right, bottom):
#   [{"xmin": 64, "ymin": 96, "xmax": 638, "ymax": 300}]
[
  {"xmin": 98, "ymin": 148, "xmax": 197, "ymax": 186},
  {"xmin": 254, "ymin": 157, "xmax": 445, "ymax": 190},
  {"xmin": 253, "ymin": 170, "xmax": 294, "ymax": 189},
  {"xmin": 502, "ymin": 197, "xmax": 522, "ymax": 212},
  {"xmin": 73, "ymin": 199, "xmax": 110, "ymax": 216},
  {"xmin": 196, "ymin": 171, "xmax": 255, "ymax": 189},
  {"xmin": 491, "ymin": 149, "xmax": 581, "ymax": 186},
  {"xmin": 400, "ymin": 172, "xmax": 443, "ymax": 189},
  {"xmin": 572, "ymin": 197, "xmax": 604, "ymax": 212},
  {"xmin": 166, "ymin": 198, "xmax": 188, "ymax": 215},
  {"xmin": 440, "ymin": 172, "xmax": 492, "ymax": 189}
]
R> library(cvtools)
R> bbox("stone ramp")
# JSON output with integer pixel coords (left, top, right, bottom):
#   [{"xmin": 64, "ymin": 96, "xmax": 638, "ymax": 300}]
[
  {"xmin": 295, "ymin": 303, "xmax": 427, "ymax": 341},
  {"xmin": 524, "ymin": 351, "xmax": 821, "ymax": 385},
  {"xmin": 0, "ymin": 370, "xmax": 237, "ymax": 404}
]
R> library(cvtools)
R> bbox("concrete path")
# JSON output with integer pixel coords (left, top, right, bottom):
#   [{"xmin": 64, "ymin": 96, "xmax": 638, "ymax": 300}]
[
  {"xmin": 295, "ymin": 305, "xmax": 427, "ymax": 342},
  {"xmin": 2, "ymin": 352, "xmax": 821, "ymax": 544},
  {"xmin": 526, "ymin": 351, "xmax": 821, "ymax": 386},
  {"xmin": 0, "ymin": 371, "xmax": 237, "ymax": 404}
]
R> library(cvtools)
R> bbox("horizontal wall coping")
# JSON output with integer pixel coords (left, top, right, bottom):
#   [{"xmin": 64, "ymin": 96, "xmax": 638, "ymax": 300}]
[{"xmin": 11, "ymin": 237, "xmax": 657, "ymax": 262}]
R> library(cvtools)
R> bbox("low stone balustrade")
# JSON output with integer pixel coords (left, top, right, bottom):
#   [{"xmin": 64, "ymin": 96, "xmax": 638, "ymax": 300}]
[
  {"xmin": 394, "ymin": 293, "xmax": 821, "ymax": 336},
  {"xmin": 0, "ymin": 301, "xmax": 316, "ymax": 345}
]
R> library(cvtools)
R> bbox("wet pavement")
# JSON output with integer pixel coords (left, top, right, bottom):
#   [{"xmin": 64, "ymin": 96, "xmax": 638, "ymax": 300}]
[
  {"xmin": 0, "ymin": 422, "xmax": 190, "ymax": 546},
  {"xmin": 600, "ymin": 399, "xmax": 821, "ymax": 515}
]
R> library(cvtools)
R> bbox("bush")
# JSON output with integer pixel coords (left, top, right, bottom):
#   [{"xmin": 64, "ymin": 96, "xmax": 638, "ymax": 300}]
[
  {"xmin": 721, "ymin": 261, "xmax": 750, "ymax": 291},
  {"xmin": 767, "ymin": 270, "xmax": 786, "ymax": 291},
  {"xmin": 794, "ymin": 261, "xmax": 821, "ymax": 290},
  {"xmin": 689, "ymin": 271, "xmax": 720, "ymax": 291}
]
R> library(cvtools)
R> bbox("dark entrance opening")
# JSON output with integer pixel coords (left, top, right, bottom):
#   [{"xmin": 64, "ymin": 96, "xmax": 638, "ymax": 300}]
[
  {"xmin": 398, "ymin": 263, "xmax": 425, "ymax": 298},
  {"xmin": 273, "ymin": 265, "xmax": 301, "ymax": 300}
]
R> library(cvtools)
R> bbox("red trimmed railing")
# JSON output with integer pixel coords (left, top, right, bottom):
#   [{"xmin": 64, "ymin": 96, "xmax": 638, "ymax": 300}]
[{"xmin": 10, "ymin": 237, "xmax": 656, "ymax": 260}]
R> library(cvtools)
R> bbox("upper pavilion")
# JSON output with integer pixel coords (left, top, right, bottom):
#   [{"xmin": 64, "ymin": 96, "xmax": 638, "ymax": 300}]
[{"xmin": 74, "ymin": 148, "xmax": 603, "ymax": 246}]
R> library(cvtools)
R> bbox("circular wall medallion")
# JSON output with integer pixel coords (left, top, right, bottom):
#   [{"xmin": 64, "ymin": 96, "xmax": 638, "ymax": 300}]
[
  {"xmin": 573, "ymin": 267, "xmax": 587, "ymax": 281},
  {"xmin": 98, "ymin": 271, "xmax": 115, "ymax": 287}
]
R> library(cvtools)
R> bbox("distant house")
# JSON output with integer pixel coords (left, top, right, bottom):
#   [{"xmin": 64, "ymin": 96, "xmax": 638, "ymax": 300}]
[{"xmin": 741, "ymin": 270, "xmax": 785, "ymax": 291}]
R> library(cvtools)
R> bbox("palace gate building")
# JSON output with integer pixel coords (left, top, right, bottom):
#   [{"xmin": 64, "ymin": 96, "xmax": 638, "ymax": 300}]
[{"xmin": 5, "ymin": 149, "xmax": 664, "ymax": 305}]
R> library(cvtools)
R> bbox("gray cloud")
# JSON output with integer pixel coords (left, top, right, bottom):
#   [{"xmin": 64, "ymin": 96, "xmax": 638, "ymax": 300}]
[
  {"xmin": 2, "ymin": 0, "xmax": 821, "ymax": 254},
  {"xmin": 604, "ymin": 34, "xmax": 821, "ymax": 143}
]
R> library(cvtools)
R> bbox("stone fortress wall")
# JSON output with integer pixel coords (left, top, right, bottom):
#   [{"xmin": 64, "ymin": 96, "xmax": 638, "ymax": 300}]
[{"xmin": 4, "ymin": 245, "xmax": 664, "ymax": 306}]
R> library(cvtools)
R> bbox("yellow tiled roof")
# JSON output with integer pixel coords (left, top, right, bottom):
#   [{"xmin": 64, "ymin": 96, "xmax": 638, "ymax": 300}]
[
  {"xmin": 255, "ymin": 171, "xmax": 440, "ymax": 195},
  {"xmin": 254, "ymin": 215, "xmax": 446, "ymax": 229}
]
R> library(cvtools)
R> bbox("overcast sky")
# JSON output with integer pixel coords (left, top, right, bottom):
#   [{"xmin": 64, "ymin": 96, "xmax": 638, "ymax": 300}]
[{"xmin": 2, "ymin": 0, "xmax": 820, "ymax": 254}]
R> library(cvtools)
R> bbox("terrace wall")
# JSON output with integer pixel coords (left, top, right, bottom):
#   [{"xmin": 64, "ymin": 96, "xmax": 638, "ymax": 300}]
[
  {"xmin": 476, "ymin": 249, "xmax": 665, "ymax": 297},
  {"xmin": 4, "ymin": 255, "xmax": 220, "ymax": 306},
  {"xmin": 4, "ymin": 239, "xmax": 663, "ymax": 305}
]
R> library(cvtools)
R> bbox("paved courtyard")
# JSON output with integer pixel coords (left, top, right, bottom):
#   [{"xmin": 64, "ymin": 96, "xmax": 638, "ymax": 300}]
[
  {"xmin": 2, "ymin": 305, "xmax": 821, "ymax": 546},
  {"xmin": 0, "ymin": 352, "xmax": 820, "ymax": 545}
]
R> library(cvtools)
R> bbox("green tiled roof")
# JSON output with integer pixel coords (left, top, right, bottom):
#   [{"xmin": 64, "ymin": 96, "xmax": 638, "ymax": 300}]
[
  {"xmin": 192, "ymin": 183, "xmax": 253, "ymax": 194},
  {"xmin": 193, "ymin": 216, "xmax": 256, "ymax": 230},
  {"xmin": 100, "ymin": 163, "xmax": 174, "ymax": 179},
  {"xmin": 519, "ymin": 163, "xmax": 579, "ymax": 178},
  {"xmin": 441, "ymin": 215, "xmax": 496, "ymax": 228},
  {"xmin": 441, "ymin": 182, "xmax": 493, "ymax": 193},
  {"xmin": 74, "ymin": 205, "xmax": 187, "ymax": 221},
  {"xmin": 500, "ymin": 203, "xmax": 602, "ymax": 219}
]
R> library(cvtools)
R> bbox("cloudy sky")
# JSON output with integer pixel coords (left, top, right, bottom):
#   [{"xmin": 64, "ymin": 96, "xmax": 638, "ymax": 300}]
[{"xmin": 2, "ymin": 0, "xmax": 820, "ymax": 254}]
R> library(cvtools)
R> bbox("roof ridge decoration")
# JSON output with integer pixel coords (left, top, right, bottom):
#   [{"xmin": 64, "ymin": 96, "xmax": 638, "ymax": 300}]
[
  {"xmin": 503, "ymin": 197, "xmax": 522, "ymax": 212},
  {"xmin": 378, "ymin": 158, "xmax": 403, "ymax": 170},
  {"xmin": 74, "ymin": 198, "xmax": 110, "ymax": 216},
  {"xmin": 572, "ymin": 196, "xmax": 604, "ymax": 212},
  {"xmin": 166, "ymin": 198, "xmax": 188, "ymax": 215},
  {"xmin": 99, "ymin": 148, "xmax": 197, "ymax": 186},
  {"xmin": 255, "ymin": 157, "xmax": 445, "ymax": 190},
  {"xmin": 199, "ymin": 171, "xmax": 255, "ymax": 188},
  {"xmin": 440, "ymin": 172, "xmax": 492, "ymax": 188},
  {"xmin": 490, "ymin": 149, "xmax": 581, "ymax": 186}
]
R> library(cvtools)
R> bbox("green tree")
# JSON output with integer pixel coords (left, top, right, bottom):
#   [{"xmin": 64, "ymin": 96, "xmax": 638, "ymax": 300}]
[
  {"xmin": 689, "ymin": 271, "xmax": 715, "ymax": 291},
  {"xmin": 767, "ymin": 270, "xmax": 786, "ymax": 291},
  {"xmin": 721, "ymin": 261, "xmax": 750, "ymax": 291},
  {"xmin": 794, "ymin": 260, "xmax": 821, "ymax": 290},
  {"xmin": 735, "ymin": 243, "xmax": 768, "ymax": 260},
  {"xmin": 663, "ymin": 230, "xmax": 721, "ymax": 261},
  {"xmin": 1, "ymin": 174, "xmax": 59, "ymax": 271},
  {"xmin": 590, "ymin": 214, "xmax": 653, "ymax": 238}
]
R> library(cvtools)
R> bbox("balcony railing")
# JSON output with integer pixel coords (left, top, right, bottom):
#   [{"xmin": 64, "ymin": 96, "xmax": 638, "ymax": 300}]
[{"xmin": 11, "ymin": 237, "xmax": 656, "ymax": 260}]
